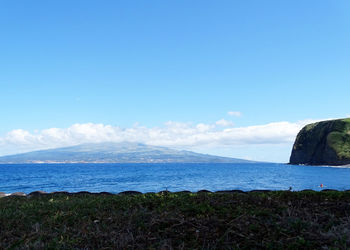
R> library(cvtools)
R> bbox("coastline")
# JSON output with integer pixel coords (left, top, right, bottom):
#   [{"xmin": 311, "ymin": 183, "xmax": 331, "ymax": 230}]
[{"xmin": 0, "ymin": 188, "xmax": 345, "ymax": 198}]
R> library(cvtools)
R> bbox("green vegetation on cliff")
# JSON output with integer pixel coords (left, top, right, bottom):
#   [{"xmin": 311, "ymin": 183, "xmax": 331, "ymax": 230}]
[
  {"xmin": 1, "ymin": 191, "xmax": 350, "ymax": 249},
  {"xmin": 290, "ymin": 118, "xmax": 350, "ymax": 166}
]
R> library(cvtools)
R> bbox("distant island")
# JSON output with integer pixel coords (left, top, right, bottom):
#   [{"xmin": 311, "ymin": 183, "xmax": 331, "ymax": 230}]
[
  {"xmin": 290, "ymin": 118, "xmax": 350, "ymax": 166},
  {"xmin": 0, "ymin": 142, "xmax": 254, "ymax": 164}
]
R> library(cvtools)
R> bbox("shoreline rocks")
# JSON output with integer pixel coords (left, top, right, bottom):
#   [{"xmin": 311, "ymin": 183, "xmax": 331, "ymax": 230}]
[
  {"xmin": 10, "ymin": 192, "xmax": 26, "ymax": 197},
  {"xmin": 0, "ymin": 189, "xmax": 345, "ymax": 198}
]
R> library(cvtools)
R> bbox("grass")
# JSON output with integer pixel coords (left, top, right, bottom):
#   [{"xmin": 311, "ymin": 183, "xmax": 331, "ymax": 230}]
[
  {"xmin": 326, "ymin": 118, "xmax": 350, "ymax": 160},
  {"xmin": 1, "ymin": 190, "xmax": 350, "ymax": 249}
]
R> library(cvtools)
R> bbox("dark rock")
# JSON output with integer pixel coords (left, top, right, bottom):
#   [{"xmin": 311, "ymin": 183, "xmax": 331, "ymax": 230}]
[
  {"xmin": 321, "ymin": 189, "xmax": 338, "ymax": 192},
  {"xmin": 249, "ymin": 190, "xmax": 272, "ymax": 193},
  {"xmin": 119, "ymin": 191, "xmax": 142, "ymax": 195},
  {"xmin": 51, "ymin": 191, "xmax": 71, "ymax": 196},
  {"xmin": 197, "ymin": 190, "xmax": 212, "ymax": 193},
  {"xmin": 10, "ymin": 192, "xmax": 26, "ymax": 197},
  {"xmin": 290, "ymin": 118, "xmax": 350, "ymax": 166},
  {"xmin": 215, "ymin": 190, "xmax": 246, "ymax": 194},
  {"xmin": 74, "ymin": 191, "xmax": 92, "ymax": 195},
  {"xmin": 28, "ymin": 191, "xmax": 47, "ymax": 197}
]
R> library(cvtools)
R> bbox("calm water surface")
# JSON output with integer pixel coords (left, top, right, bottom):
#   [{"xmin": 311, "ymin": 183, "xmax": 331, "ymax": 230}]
[{"xmin": 0, "ymin": 163, "xmax": 349, "ymax": 194}]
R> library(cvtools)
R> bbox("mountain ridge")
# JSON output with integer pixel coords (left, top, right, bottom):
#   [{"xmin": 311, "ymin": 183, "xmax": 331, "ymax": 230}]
[{"xmin": 0, "ymin": 142, "xmax": 254, "ymax": 164}]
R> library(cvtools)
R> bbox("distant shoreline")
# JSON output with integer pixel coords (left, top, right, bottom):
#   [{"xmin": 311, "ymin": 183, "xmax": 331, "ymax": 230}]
[{"xmin": 3, "ymin": 161, "xmax": 350, "ymax": 168}]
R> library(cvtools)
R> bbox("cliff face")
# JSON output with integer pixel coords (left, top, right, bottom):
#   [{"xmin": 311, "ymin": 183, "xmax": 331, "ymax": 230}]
[{"xmin": 290, "ymin": 119, "xmax": 350, "ymax": 166}]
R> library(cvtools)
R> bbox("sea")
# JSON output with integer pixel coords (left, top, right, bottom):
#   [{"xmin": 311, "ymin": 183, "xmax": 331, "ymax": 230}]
[{"xmin": 1, "ymin": 163, "xmax": 350, "ymax": 194}]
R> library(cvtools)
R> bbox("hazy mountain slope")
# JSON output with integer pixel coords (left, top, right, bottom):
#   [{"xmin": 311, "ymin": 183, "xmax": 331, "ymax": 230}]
[{"xmin": 0, "ymin": 142, "xmax": 254, "ymax": 164}]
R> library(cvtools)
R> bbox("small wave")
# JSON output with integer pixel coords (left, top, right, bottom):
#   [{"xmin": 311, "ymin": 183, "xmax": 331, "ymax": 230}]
[{"xmin": 316, "ymin": 165, "xmax": 350, "ymax": 169}]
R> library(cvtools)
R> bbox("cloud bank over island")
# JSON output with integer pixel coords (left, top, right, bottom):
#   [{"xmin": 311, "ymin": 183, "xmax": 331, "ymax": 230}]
[{"xmin": 0, "ymin": 119, "xmax": 323, "ymax": 160}]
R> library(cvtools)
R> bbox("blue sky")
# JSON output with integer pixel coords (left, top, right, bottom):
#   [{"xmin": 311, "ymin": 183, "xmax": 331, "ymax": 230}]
[{"xmin": 0, "ymin": 1, "xmax": 349, "ymax": 162}]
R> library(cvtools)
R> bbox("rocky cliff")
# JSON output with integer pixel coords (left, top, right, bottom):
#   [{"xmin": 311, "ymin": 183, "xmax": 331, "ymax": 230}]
[{"xmin": 290, "ymin": 118, "xmax": 350, "ymax": 166}]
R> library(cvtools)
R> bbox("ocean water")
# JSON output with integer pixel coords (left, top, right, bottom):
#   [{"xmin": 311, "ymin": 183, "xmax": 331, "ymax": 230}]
[{"xmin": 0, "ymin": 163, "xmax": 350, "ymax": 194}]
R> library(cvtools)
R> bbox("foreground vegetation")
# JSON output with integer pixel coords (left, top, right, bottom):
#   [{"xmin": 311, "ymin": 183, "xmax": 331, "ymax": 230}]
[{"xmin": 1, "ymin": 190, "xmax": 350, "ymax": 249}]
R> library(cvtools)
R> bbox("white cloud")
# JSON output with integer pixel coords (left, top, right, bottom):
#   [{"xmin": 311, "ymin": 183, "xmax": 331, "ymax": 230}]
[
  {"xmin": 0, "ymin": 119, "xmax": 322, "ymax": 157},
  {"xmin": 228, "ymin": 111, "xmax": 241, "ymax": 117},
  {"xmin": 196, "ymin": 123, "xmax": 214, "ymax": 132},
  {"xmin": 215, "ymin": 119, "xmax": 234, "ymax": 127}
]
